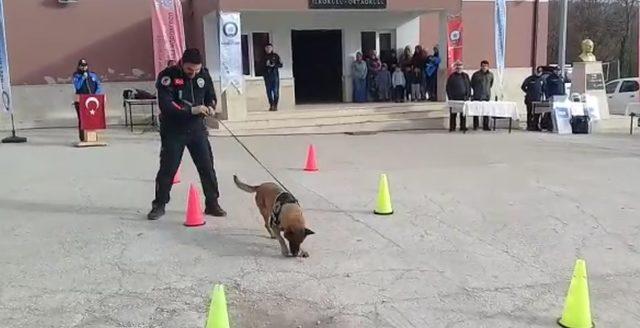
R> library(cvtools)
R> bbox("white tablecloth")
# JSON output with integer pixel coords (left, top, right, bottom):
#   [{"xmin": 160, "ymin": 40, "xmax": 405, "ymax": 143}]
[{"xmin": 448, "ymin": 101, "xmax": 519, "ymax": 120}]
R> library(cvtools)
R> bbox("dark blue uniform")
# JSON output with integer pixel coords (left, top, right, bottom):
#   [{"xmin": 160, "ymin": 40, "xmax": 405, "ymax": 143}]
[
  {"xmin": 152, "ymin": 65, "xmax": 220, "ymax": 209},
  {"xmin": 521, "ymin": 74, "xmax": 544, "ymax": 130}
]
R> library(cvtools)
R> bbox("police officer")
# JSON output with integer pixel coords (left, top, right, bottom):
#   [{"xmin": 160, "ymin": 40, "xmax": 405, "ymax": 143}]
[
  {"xmin": 521, "ymin": 66, "xmax": 545, "ymax": 131},
  {"xmin": 72, "ymin": 59, "xmax": 103, "ymax": 141},
  {"xmin": 147, "ymin": 48, "xmax": 226, "ymax": 220}
]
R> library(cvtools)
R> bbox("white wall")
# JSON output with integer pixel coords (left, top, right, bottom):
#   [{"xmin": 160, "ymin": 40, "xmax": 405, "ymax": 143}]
[{"xmin": 396, "ymin": 17, "xmax": 421, "ymax": 52}]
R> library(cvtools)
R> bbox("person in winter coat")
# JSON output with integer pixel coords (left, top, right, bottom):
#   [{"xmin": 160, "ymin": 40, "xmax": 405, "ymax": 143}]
[
  {"xmin": 384, "ymin": 49, "xmax": 399, "ymax": 72},
  {"xmin": 446, "ymin": 61, "xmax": 472, "ymax": 131},
  {"xmin": 352, "ymin": 52, "xmax": 368, "ymax": 103},
  {"xmin": 392, "ymin": 65, "xmax": 406, "ymax": 102},
  {"xmin": 375, "ymin": 63, "xmax": 392, "ymax": 101},
  {"xmin": 410, "ymin": 67, "xmax": 423, "ymax": 102},
  {"xmin": 425, "ymin": 46, "xmax": 441, "ymax": 101},
  {"xmin": 366, "ymin": 51, "xmax": 382, "ymax": 101},
  {"xmin": 470, "ymin": 60, "xmax": 494, "ymax": 130},
  {"xmin": 399, "ymin": 46, "xmax": 413, "ymax": 70},
  {"xmin": 521, "ymin": 66, "xmax": 545, "ymax": 131},
  {"xmin": 541, "ymin": 67, "xmax": 567, "ymax": 130}
]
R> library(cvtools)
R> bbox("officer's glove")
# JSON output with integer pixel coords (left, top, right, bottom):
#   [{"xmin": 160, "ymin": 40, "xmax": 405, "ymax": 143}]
[{"xmin": 191, "ymin": 105, "xmax": 209, "ymax": 116}]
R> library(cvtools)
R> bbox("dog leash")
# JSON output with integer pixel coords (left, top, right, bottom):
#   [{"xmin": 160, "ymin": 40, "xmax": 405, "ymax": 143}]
[{"xmin": 216, "ymin": 118, "xmax": 291, "ymax": 193}]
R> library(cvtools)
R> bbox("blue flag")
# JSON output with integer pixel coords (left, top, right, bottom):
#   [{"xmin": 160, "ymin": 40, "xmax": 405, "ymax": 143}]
[{"xmin": 0, "ymin": 0, "xmax": 12, "ymax": 113}]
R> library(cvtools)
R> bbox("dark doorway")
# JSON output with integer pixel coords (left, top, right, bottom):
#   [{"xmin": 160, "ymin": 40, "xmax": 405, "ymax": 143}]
[{"xmin": 291, "ymin": 30, "xmax": 343, "ymax": 104}]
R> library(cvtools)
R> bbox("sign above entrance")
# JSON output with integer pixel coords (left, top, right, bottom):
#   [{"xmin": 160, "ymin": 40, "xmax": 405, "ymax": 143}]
[{"xmin": 309, "ymin": 0, "xmax": 387, "ymax": 10}]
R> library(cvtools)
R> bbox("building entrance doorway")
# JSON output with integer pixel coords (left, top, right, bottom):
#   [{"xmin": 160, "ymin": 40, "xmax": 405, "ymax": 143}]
[{"xmin": 291, "ymin": 29, "xmax": 343, "ymax": 103}]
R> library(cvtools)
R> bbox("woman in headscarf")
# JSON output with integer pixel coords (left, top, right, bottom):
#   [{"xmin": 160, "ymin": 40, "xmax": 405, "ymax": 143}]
[
  {"xmin": 412, "ymin": 45, "xmax": 428, "ymax": 100},
  {"xmin": 366, "ymin": 50, "xmax": 382, "ymax": 101},
  {"xmin": 351, "ymin": 52, "xmax": 368, "ymax": 103},
  {"xmin": 399, "ymin": 46, "xmax": 413, "ymax": 70}
]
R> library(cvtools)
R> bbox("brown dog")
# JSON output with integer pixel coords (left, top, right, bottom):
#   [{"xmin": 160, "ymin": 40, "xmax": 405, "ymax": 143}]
[{"xmin": 234, "ymin": 175, "xmax": 314, "ymax": 257}]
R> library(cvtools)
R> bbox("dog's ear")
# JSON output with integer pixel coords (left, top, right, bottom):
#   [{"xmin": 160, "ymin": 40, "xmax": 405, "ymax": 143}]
[{"xmin": 304, "ymin": 228, "xmax": 315, "ymax": 236}]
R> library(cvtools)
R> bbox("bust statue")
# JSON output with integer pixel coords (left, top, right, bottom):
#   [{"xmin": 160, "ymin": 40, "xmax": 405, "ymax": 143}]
[{"xmin": 578, "ymin": 39, "xmax": 597, "ymax": 62}]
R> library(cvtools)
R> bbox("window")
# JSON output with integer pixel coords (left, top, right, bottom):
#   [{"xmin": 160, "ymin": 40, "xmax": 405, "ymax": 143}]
[
  {"xmin": 605, "ymin": 81, "xmax": 619, "ymax": 94},
  {"xmin": 252, "ymin": 32, "xmax": 271, "ymax": 77},
  {"xmin": 619, "ymin": 80, "xmax": 639, "ymax": 93},
  {"xmin": 239, "ymin": 32, "xmax": 272, "ymax": 77},
  {"xmin": 361, "ymin": 32, "xmax": 376, "ymax": 59},
  {"xmin": 241, "ymin": 35, "xmax": 250, "ymax": 76}
]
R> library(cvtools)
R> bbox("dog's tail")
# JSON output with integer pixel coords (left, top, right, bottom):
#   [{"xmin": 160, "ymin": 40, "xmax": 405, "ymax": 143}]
[{"xmin": 233, "ymin": 175, "xmax": 258, "ymax": 193}]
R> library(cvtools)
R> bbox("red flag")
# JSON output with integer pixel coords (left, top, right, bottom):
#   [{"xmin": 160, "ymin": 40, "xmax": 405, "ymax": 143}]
[
  {"xmin": 78, "ymin": 94, "xmax": 107, "ymax": 130},
  {"xmin": 447, "ymin": 15, "xmax": 464, "ymax": 74},
  {"xmin": 151, "ymin": 0, "xmax": 186, "ymax": 77}
]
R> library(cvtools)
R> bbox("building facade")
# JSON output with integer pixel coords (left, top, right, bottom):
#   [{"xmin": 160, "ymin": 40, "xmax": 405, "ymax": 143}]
[{"xmin": 1, "ymin": 0, "xmax": 548, "ymax": 129}]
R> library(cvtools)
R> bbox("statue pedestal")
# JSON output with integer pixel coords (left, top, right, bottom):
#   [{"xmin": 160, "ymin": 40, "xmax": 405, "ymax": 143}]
[{"xmin": 570, "ymin": 61, "xmax": 610, "ymax": 119}]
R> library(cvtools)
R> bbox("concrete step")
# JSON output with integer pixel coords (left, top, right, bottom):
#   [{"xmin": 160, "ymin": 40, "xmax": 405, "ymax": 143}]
[
  {"xmin": 211, "ymin": 116, "xmax": 448, "ymax": 136},
  {"xmin": 209, "ymin": 103, "xmax": 449, "ymax": 136}
]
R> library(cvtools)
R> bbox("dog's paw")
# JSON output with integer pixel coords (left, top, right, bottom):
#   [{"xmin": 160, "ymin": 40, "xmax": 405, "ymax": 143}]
[
  {"xmin": 281, "ymin": 249, "xmax": 290, "ymax": 257},
  {"xmin": 270, "ymin": 235, "xmax": 276, "ymax": 239},
  {"xmin": 299, "ymin": 250, "xmax": 309, "ymax": 258}
]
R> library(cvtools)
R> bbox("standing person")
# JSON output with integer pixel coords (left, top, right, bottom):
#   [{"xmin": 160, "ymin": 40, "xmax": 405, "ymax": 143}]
[
  {"xmin": 521, "ymin": 66, "xmax": 545, "ymax": 131},
  {"xmin": 470, "ymin": 60, "xmax": 494, "ymax": 131},
  {"xmin": 375, "ymin": 63, "xmax": 392, "ymax": 101},
  {"xmin": 384, "ymin": 49, "xmax": 399, "ymax": 72},
  {"xmin": 399, "ymin": 46, "xmax": 413, "ymax": 70},
  {"xmin": 410, "ymin": 67, "xmax": 422, "ymax": 102},
  {"xmin": 392, "ymin": 65, "xmax": 406, "ymax": 103},
  {"xmin": 446, "ymin": 61, "xmax": 472, "ymax": 131},
  {"xmin": 541, "ymin": 67, "xmax": 566, "ymax": 130},
  {"xmin": 263, "ymin": 43, "xmax": 283, "ymax": 111},
  {"xmin": 352, "ymin": 52, "xmax": 368, "ymax": 103},
  {"xmin": 404, "ymin": 66, "xmax": 413, "ymax": 101},
  {"xmin": 425, "ymin": 46, "xmax": 441, "ymax": 101},
  {"xmin": 72, "ymin": 59, "xmax": 103, "ymax": 142},
  {"xmin": 366, "ymin": 50, "xmax": 382, "ymax": 101},
  {"xmin": 412, "ymin": 46, "xmax": 428, "ymax": 100},
  {"xmin": 147, "ymin": 48, "xmax": 226, "ymax": 220}
]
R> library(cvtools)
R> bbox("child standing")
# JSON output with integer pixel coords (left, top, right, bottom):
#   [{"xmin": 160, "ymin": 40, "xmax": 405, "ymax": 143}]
[
  {"xmin": 392, "ymin": 66, "xmax": 406, "ymax": 103},
  {"xmin": 411, "ymin": 67, "xmax": 422, "ymax": 102}
]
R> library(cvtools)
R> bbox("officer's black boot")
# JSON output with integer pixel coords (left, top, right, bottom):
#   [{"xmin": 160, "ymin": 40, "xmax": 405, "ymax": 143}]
[
  {"xmin": 147, "ymin": 204, "xmax": 166, "ymax": 220},
  {"xmin": 205, "ymin": 200, "xmax": 227, "ymax": 217}
]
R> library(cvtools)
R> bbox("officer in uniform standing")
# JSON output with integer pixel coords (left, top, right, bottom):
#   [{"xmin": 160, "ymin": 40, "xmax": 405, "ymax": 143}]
[{"xmin": 147, "ymin": 48, "xmax": 226, "ymax": 220}]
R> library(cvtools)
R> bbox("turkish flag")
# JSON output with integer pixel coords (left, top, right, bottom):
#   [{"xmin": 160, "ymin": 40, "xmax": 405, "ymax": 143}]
[{"xmin": 78, "ymin": 94, "xmax": 107, "ymax": 130}]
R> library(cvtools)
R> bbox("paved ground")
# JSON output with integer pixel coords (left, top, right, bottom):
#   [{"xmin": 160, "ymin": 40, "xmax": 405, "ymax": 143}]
[{"xmin": 1, "ymin": 128, "xmax": 640, "ymax": 328}]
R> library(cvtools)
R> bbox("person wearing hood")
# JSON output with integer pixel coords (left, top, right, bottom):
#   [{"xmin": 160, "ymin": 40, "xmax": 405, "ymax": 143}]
[{"xmin": 425, "ymin": 46, "xmax": 441, "ymax": 101}]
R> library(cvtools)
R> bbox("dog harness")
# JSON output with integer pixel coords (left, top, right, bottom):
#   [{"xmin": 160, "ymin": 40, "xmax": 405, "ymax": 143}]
[{"xmin": 270, "ymin": 192, "xmax": 299, "ymax": 227}]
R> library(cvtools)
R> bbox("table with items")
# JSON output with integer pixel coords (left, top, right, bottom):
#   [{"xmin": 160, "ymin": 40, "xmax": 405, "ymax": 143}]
[
  {"xmin": 448, "ymin": 101, "xmax": 519, "ymax": 133},
  {"xmin": 123, "ymin": 99, "xmax": 158, "ymax": 132}
]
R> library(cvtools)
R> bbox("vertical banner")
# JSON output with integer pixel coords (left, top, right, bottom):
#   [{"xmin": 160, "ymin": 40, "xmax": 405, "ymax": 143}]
[
  {"xmin": 151, "ymin": 0, "xmax": 186, "ymax": 77},
  {"xmin": 447, "ymin": 15, "xmax": 463, "ymax": 74},
  {"xmin": 219, "ymin": 12, "xmax": 243, "ymax": 94},
  {"xmin": 495, "ymin": 0, "xmax": 507, "ymax": 99},
  {"xmin": 0, "ymin": 0, "xmax": 12, "ymax": 113}
]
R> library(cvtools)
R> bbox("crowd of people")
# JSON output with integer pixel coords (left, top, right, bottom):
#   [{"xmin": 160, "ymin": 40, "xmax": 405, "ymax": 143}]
[{"xmin": 352, "ymin": 45, "xmax": 441, "ymax": 103}]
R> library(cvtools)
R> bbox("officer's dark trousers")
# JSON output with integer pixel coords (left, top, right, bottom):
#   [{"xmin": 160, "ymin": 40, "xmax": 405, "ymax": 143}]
[
  {"xmin": 153, "ymin": 128, "xmax": 220, "ymax": 207},
  {"xmin": 525, "ymin": 101, "xmax": 540, "ymax": 130}
]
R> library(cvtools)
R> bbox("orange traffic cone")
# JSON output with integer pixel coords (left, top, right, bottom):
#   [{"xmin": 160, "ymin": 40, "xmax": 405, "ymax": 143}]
[
  {"xmin": 304, "ymin": 145, "xmax": 318, "ymax": 172},
  {"xmin": 184, "ymin": 183, "xmax": 206, "ymax": 227},
  {"xmin": 172, "ymin": 165, "xmax": 181, "ymax": 184}
]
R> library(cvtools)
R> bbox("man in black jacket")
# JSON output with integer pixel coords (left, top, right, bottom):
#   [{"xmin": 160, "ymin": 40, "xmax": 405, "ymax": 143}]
[
  {"xmin": 147, "ymin": 48, "xmax": 226, "ymax": 220},
  {"xmin": 447, "ymin": 61, "xmax": 472, "ymax": 131},
  {"xmin": 470, "ymin": 60, "xmax": 494, "ymax": 130},
  {"xmin": 521, "ymin": 66, "xmax": 545, "ymax": 131},
  {"xmin": 541, "ymin": 67, "xmax": 567, "ymax": 130},
  {"xmin": 264, "ymin": 44, "xmax": 283, "ymax": 111}
]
